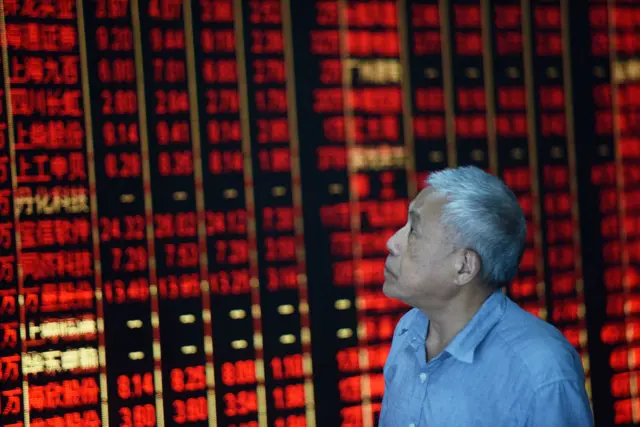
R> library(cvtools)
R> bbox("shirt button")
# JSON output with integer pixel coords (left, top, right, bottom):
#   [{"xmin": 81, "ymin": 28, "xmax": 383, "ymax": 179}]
[{"xmin": 419, "ymin": 372, "xmax": 428, "ymax": 383}]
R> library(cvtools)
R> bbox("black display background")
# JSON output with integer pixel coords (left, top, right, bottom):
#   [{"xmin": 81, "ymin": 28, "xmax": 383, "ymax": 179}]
[{"xmin": 0, "ymin": 1, "xmax": 638, "ymax": 426}]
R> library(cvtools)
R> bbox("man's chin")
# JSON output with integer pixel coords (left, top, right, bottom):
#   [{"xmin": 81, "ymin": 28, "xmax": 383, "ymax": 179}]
[
  {"xmin": 383, "ymin": 280, "xmax": 411, "ymax": 307},
  {"xmin": 382, "ymin": 280, "xmax": 398, "ymax": 299}
]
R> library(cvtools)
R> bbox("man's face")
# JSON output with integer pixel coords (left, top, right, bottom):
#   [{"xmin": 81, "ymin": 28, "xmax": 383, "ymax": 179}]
[{"xmin": 383, "ymin": 187, "xmax": 456, "ymax": 305}]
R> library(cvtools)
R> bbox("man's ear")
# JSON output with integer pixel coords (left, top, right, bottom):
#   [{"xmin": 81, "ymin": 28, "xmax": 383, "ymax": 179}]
[{"xmin": 453, "ymin": 249, "xmax": 482, "ymax": 286}]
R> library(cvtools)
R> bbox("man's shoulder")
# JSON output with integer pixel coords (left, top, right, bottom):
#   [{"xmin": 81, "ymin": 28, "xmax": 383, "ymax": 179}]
[{"xmin": 488, "ymin": 300, "xmax": 585, "ymax": 387}]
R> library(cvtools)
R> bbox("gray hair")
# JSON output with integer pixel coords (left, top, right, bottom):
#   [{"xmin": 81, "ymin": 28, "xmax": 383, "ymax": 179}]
[{"xmin": 426, "ymin": 166, "xmax": 527, "ymax": 288}]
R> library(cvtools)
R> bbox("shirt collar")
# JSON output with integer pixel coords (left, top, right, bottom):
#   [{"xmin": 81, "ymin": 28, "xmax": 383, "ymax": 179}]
[{"xmin": 403, "ymin": 290, "xmax": 507, "ymax": 364}]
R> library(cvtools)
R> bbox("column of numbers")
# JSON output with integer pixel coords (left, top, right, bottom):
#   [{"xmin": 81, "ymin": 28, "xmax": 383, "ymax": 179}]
[
  {"xmin": 527, "ymin": 0, "xmax": 591, "ymax": 386},
  {"xmin": 81, "ymin": 0, "xmax": 161, "ymax": 425},
  {"xmin": 450, "ymin": 1, "xmax": 490, "ymax": 168},
  {"xmin": 242, "ymin": 1, "xmax": 313, "ymax": 425},
  {"xmin": 137, "ymin": 0, "xmax": 209, "ymax": 424},
  {"xmin": 341, "ymin": 2, "xmax": 410, "ymax": 425},
  {"xmin": 587, "ymin": 0, "xmax": 640, "ymax": 424},
  {"xmin": 406, "ymin": 1, "xmax": 451, "ymax": 179},
  {"xmin": 289, "ymin": 1, "xmax": 363, "ymax": 424},
  {"xmin": 489, "ymin": 1, "xmax": 546, "ymax": 316},
  {"xmin": 190, "ymin": 0, "xmax": 264, "ymax": 426}
]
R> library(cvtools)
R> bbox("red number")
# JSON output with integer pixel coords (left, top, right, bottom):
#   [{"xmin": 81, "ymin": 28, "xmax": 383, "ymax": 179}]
[
  {"xmin": 251, "ymin": 29, "xmax": 284, "ymax": 54},
  {"xmin": 205, "ymin": 89, "xmax": 239, "ymax": 114},
  {"xmin": 148, "ymin": 0, "xmax": 182, "ymax": 20},
  {"xmin": 317, "ymin": 2, "xmax": 338, "ymax": 25},
  {"xmin": 271, "ymin": 355, "xmax": 303, "ymax": 380},
  {"xmin": 103, "ymin": 122, "xmax": 139, "ymax": 146},
  {"xmin": 150, "ymin": 28, "xmax": 185, "ymax": 51},
  {"xmin": 100, "ymin": 216, "xmax": 144, "ymax": 241},
  {"xmin": 207, "ymin": 120, "xmax": 241, "ymax": 143},
  {"xmin": 224, "ymin": 391, "xmax": 258, "ymax": 417},
  {"xmin": 498, "ymin": 88, "xmax": 526, "ymax": 109},
  {"xmin": 155, "ymin": 90, "xmax": 189, "ymax": 114},
  {"xmin": 200, "ymin": 29, "xmax": 235, "ymax": 53},
  {"xmin": 206, "ymin": 210, "xmax": 247, "ymax": 235},
  {"xmin": 202, "ymin": 59, "xmax": 237, "ymax": 83},
  {"xmin": 454, "ymin": 5, "xmax": 481, "ymax": 27},
  {"xmin": 412, "ymin": 31, "xmax": 440, "ymax": 55},
  {"xmin": 117, "ymin": 373, "xmax": 154, "ymax": 400},
  {"xmin": 265, "ymin": 237, "xmax": 296, "ymax": 262},
  {"xmin": 222, "ymin": 360, "xmax": 256, "ymax": 386},
  {"xmin": 457, "ymin": 88, "xmax": 485, "ymax": 110},
  {"xmin": 255, "ymin": 89, "xmax": 287, "ymax": 113},
  {"xmin": 266, "ymin": 266, "xmax": 298, "ymax": 291},
  {"xmin": 249, "ymin": 0, "xmax": 281, "ymax": 24},
  {"xmin": 111, "ymin": 247, "xmax": 148, "ymax": 272},
  {"xmin": 253, "ymin": 59, "xmax": 286, "ymax": 84},
  {"xmin": 539, "ymin": 87, "xmax": 564, "ymax": 109},
  {"xmin": 273, "ymin": 384, "xmax": 305, "ymax": 409},
  {"xmin": 158, "ymin": 274, "xmax": 200, "ymax": 299},
  {"xmin": 536, "ymin": 33, "xmax": 562, "ymax": 56},
  {"xmin": 164, "ymin": 242, "xmax": 198, "ymax": 268},
  {"xmin": 496, "ymin": 32, "xmax": 523, "ymax": 55},
  {"xmin": 101, "ymin": 90, "xmax": 137, "ymax": 115},
  {"xmin": 100, "ymin": 217, "xmax": 122, "ymax": 241},
  {"xmin": 98, "ymin": 58, "xmax": 135, "ymax": 83},
  {"xmin": 544, "ymin": 193, "xmax": 571, "ymax": 215},
  {"xmin": 173, "ymin": 397, "xmax": 208, "ymax": 424},
  {"xmin": 156, "ymin": 121, "xmax": 190, "ymax": 145},
  {"xmin": 503, "ymin": 167, "xmax": 531, "ymax": 191},
  {"xmin": 494, "ymin": 6, "xmax": 520, "ymax": 29},
  {"xmin": 215, "ymin": 240, "xmax": 249, "ymax": 264},
  {"xmin": 158, "ymin": 151, "xmax": 194, "ymax": 176},
  {"xmin": 133, "ymin": 405, "xmax": 156, "ymax": 427},
  {"xmin": 259, "ymin": 148, "xmax": 290, "ymax": 172},
  {"xmin": 209, "ymin": 150, "xmax": 243, "ymax": 174},
  {"xmin": 97, "ymin": 26, "xmax": 133, "ymax": 51},
  {"xmin": 262, "ymin": 207, "xmax": 293, "ymax": 232},
  {"xmin": 96, "ymin": 0, "xmax": 128, "ymax": 19},
  {"xmin": 534, "ymin": 7, "xmax": 561, "ymax": 29},
  {"xmin": 209, "ymin": 269, "xmax": 250, "ymax": 295},
  {"xmin": 104, "ymin": 278, "xmax": 150, "ymax": 304},
  {"xmin": 153, "ymin": 58, "xmax": 186, "ymax": 83},
  {"xmin": 546, "ymin": 219, "xmax": 573, "ymax": 244},
  {"xmin": 105, "ymin": 153, "xmax": 141, "ymax": 178},
  {"xmin": 455, "ymin": 33, "xmax": 482, "ymax": 55},
  {"xmin": 171, "ymin": 366, "xmax": 206, "ymax": 392}
]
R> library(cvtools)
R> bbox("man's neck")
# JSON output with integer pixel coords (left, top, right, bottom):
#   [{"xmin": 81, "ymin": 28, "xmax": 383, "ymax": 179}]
[{"xmin": 422, "ymin": 287, "xmax": 493, "ymax": 351}]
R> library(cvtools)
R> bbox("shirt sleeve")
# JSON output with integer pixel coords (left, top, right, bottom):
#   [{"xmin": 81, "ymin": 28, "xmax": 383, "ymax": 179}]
[{"xmin": 524, "ymin": 380, "xmax": 594, "ymax": 427}]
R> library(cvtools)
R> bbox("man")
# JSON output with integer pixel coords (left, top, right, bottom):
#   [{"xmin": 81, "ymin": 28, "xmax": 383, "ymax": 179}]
[{"xmin": 379, "ymin": 166, "xmax": 593, "ymax": 426}]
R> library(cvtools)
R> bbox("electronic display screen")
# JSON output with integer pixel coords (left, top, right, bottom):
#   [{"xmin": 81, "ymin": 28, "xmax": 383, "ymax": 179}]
[{"xmin": 0, "ymin": 1, "xmax": 638, "ymax": 426}]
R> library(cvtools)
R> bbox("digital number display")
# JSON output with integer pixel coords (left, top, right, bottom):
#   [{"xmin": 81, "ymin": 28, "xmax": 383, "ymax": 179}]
[
  {"xmin": 0, "ymin": 1, "xmax": 637, "ymax": 427},
  {"xmin": 581, "ymin": 0, "xmax": 640, "ymax": 425}
]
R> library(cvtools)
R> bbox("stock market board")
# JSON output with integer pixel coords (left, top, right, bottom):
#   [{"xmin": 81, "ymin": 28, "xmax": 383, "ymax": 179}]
[{"xmin": 0, "ymin": 0, "xmax": 638, "ymax": 426}]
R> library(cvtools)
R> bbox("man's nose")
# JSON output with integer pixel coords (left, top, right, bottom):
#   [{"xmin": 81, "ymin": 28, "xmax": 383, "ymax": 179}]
[{"xmin": 386, "ymin": 231, "xmax": 401, "ymax": 256}]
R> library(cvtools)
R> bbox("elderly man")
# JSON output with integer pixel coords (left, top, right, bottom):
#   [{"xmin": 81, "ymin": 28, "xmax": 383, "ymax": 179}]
[{"xmin": 379, "ymin": 166, "xmax": 593, "ymax": 426}]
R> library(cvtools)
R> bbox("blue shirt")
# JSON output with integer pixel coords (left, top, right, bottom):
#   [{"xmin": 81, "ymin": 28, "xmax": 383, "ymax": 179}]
[{"xmin": 379, "ymin": 291, "xmax": 594, "ymax": 426}]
